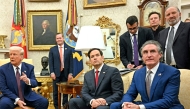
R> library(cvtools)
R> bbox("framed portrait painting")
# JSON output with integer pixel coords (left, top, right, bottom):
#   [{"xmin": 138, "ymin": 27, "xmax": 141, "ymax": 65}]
[
  {"xmin": 27, "ymin": 10, "xmax": 63, "ymax": 50},
  {"xmin": 83, "ymin": 0, "xmax": 126, "ymax": 9}
]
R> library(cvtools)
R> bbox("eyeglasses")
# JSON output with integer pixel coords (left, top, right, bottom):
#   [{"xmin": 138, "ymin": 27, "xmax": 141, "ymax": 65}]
[{"xmin": 128, "ymin": 26, "xmax": 138, "ymax": 31}]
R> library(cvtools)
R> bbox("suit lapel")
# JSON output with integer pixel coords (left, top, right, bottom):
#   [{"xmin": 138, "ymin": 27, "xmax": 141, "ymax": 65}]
[
  {"xmin": 140, "ymin": 67, "xmax": 148, "ymax": 98},
  {"xmin": 64, "ymin": 43, "xmax": 68, "ymax": 61},
  {"xmin": 8, "ymin": 63, "xmax": 19, "ymax": 95},
  {"xmin": 137, "ymin": 27, "xmax": 143, "ymax": 48},
  {"xmin": 150, "ymin": 63, "xmax": 164, "ymax": 100},
  {"xmin": 125, "ymin": 32, "xmax": 132, "ymax": 50},
  {"xmin": 173, "ymin": 22, "xmax": 184, "ymax": 43},
  {"xmin": 95, "ymin": 65, "xmax": 107, "ymax": 91},
  {"xmin": 89, "ymin": 70, "xmax": 96, "ymax": 91}
]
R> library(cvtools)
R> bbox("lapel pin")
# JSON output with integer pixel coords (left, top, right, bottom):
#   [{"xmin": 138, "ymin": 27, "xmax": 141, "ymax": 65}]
[
  {"xmin": 65, "ymin": 48, "xmax": 67, "ymax": 50},
  {"xmin": 158, "ymin": 73, "xmax": 161, "ymax": 76},
  {"xmin": 103, "ymin": 72, "xmax": 105, "ymax": 74}
]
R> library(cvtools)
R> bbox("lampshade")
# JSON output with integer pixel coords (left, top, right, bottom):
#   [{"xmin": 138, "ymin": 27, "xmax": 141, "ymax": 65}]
[{"xmin": 75, "ymin": 26, "xmax": 106, "ymax": 51}]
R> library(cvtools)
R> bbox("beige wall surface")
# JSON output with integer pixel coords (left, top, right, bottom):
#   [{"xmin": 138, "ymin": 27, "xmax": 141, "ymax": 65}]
[{"xmin": 0, "ymin": 0, "xmax": 180, "ymax": 73}]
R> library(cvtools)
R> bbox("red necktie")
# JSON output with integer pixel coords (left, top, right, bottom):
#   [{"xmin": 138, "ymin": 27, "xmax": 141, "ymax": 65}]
[
  {"xmin": 16, "ymin": 67, "xmax": 24, "ymax": 101},
  {"xmin": 59, "ymin": 47, "xmax": 63, "ymax": 71},
  {"xmin": 95, "ymin": 70, "xmax": 99, "ymax": 86}
]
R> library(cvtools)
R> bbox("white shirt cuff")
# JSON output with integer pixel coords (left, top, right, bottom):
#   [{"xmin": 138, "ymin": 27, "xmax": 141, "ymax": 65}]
[
  {"xmin": 27, "ymin": 78, "xmax": 31, "ymax": 85},
  {"xmin": 90, "ymin": 99, "xmax": 95, "ymax": 105},
  {"xmin": 14, "ymin": 98, "xmax": 20, "ymax": 105},
  {"xmin": 139, "ymin": 104, "xmax": 146, "ymax": 109}
]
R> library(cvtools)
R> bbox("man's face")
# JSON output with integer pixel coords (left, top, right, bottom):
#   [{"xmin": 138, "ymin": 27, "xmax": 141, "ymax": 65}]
[
  {"xmin": 42, "ymin": 21, "xmax": 48, "ymax": 29},
  {"xmin": 127, "ymin": 22, "xmax": 138, "ymax": 35},
  {"xmin": 56, "ymin": 34, "xmax": 64, "ymax": 45},
  {"xmin": 165, "ymin": 7, "xmax": 181, "ymax": 26},
  {"xmin": 141, "ymin": 44, "xmax": 162, "ymax": 69},
  {"xmin": 89, "ymin": 50, "xmax": 104, "ymax": 67},
  {"xmin": 149, "ymin": 14, "xmax": 161, "ymax": 27},
  {"xmin": 9, "ymin": 50, "xmax": 23, "ymax": 66}
]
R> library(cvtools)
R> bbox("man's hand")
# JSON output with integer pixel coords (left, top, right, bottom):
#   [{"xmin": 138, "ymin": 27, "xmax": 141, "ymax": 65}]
[
  {"xmin": 20, "ymin": 72, "xmax": 29, "ymax": 84},
  {"xmin": 50, "ymin": 73, "xmax": 56, "ymax": 80},
  {"xmin": 135, "ymin": 65, "xmax": 143, "ymax": 69},
  {"xmin": 91, "ymin": 99, "xmax": 101, "ymax": 108},
  {"xmin": 17, "ymin": 100, "xmax": 28, "ymax": 109},
  {"xmin": 127, "ymin": 64, "xmax": 135, "ymax": 69},
  {"xmin": 123, "ymin": 102, "xmax": 140, "ymax": 109},
  {"xmin": 96, "ymin": 98, "xmax": 107, "ymax": 105},
  {"xmin": 68, "ymin": 74, "xmax": 73, "ymax": 80}
]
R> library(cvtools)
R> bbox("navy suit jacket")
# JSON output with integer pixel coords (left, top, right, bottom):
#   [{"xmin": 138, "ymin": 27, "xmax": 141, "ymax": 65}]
[
  {"xmin": 81, "ymin": 64, "xmax": 123, "ymax": 106},
  {"xmin": 0, "ymin": 62, "xmax": 41, "ymax": 101},
  {"xmin": 157, "ymin": 22, "xmax": 190, "ymax": 69},
  {"xmin": 49, "ymin": 43, "xmax": 73, "ymax": 78},
  {"xmin": 120, "ymin": 27, "xmax": 154, "ymax": 67},
  {"xmin": 121, "ymin": 63, "xmax": 183, "ymax": 109}
]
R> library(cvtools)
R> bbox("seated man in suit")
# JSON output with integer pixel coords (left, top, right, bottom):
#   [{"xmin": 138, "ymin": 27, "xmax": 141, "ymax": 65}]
[
  {"xmin": 69, "ymin": 48, "xmax": 124, "ymax": 109},
  {"xmin": 0, "ymin": 46, "xmax": 48, "ymax": 109},
  {"xmin": 120, "ymin": 15, "xmax": 154, "ymax": 69},
  {"xmin": 110, "ymin": 40, "xmax": 184, "ymax": 109}
]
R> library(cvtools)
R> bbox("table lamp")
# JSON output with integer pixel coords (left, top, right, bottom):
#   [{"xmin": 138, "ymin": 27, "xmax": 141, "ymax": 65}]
[{"xmin": 75, "ymin": 26, "xmax": 106, "ymax": 69}]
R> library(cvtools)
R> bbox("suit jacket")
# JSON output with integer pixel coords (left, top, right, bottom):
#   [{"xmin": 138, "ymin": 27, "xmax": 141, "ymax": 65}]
[
  {"xmin": 121, "ymin": 63, "xmax": 184, "ymax": 109},
  {"xmin": 49, "ymin": 43, "xmax": 73, "ymax": 78},
  {"xmin": 0, "ymin": 62, "xmax": 41, "ymax": 101},
  {"xmin": 120, "ymin": 27, "xmax": 154, "ymax": 67},
  {"xmin": 157, "ymin": 22, "xmax": 190, "ymax": 69},
  {"xmin": 81, "ymin": 64, "xmax": 123, "ymax": 106}
]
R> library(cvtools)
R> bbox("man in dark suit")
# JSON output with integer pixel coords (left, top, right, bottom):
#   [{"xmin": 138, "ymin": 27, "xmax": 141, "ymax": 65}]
[
  {"xmin": 148, "ymin": 11, "xmax": 165, "ymax": 40},
  {"xmin": 0, "ymin": 46, "xmax": 48, "ymax": 109},
  {"xmin": 157, "ymin": 6, "xmax": 190, "ymax": 69},
  {"xmin": 49, "ymin": 33, "xmax": 73, "ymax": 109},
  {"xmin": 120, "ymin": 15, "xmax": 154, "ymax": 69},
  {"xmin": 110, "ymin": 40, "xmax": 184, "ymax": 109},
  {"xmin": 69, "ymin": 48, "xmax": 123, "ymax": 109}
]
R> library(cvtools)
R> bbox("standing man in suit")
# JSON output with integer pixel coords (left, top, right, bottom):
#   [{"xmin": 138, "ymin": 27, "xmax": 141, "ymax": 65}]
[
  {"xmin": 120, "ymin": 15, "xmax": 154, "ymax": 69},
  {"xmin": 0, "ymin": 46, "xmax": 48, "ymax": 109},
  {"xmin": 69, "ymin": 48, "xmax": 123, "ymax": 109},
  {"xmin": 110, "ymin": 40, "xmax": 184, "ymax": 109},
  {"xmin": 148, "ymin": 12, "xmax": 165, "ymax": 40},
  {"xmin": 157, "ymin": 6, "xmax": 190, "ymax": 69},
  {"xmin": 49, "ymin": 33, "xmax": 73, "ymax": 109}
]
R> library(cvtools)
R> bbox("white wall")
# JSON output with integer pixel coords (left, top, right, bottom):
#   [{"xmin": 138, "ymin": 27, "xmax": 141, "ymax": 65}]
[{"xmin": 0, "ymin": 0, "xmax": 181, "ymax": 73}]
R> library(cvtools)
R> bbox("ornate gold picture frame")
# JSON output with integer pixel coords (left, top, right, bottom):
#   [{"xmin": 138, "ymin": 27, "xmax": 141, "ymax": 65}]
[
  {"xmin": 27, "ymin": 10, "xmax": 63, "ymax": 51},
  {"xmin": 28, "ymin": 0, "xmax": 59, "ymax": 2},
  {"xmin": 83, "ymin": 0, "xmax": 126, "ymax": 9}
]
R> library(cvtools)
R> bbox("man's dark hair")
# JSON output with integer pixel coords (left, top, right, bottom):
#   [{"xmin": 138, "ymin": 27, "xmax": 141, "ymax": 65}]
[
  {"xmin": 148, "ymin": 11, "xmax": 161, "ymax": 19},
  {"xmin": 126, "ymin": 15, "xmax": 138, "ymax": 25},
  {"xmin": 88, "ymin": 48, "xmax": 103, "ymax": 58}
]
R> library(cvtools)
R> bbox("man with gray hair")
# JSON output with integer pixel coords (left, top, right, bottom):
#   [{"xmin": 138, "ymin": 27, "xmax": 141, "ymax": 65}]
[
  {"xmin": 0, "ymin": 46, "xmax": 48, "ymax": 109},
  {"xmin": 157, "ymin": 6, "xmax": 190, "ymax": 69},
  {"xmin": 110, "ymin": 40, "xmax": 184, "ymax": 109}
]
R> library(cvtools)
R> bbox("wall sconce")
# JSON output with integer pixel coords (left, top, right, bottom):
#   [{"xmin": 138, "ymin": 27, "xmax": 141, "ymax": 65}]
[
  {"xmin": 75, "ymin": 26, "xmax": 106, "ymax": 69},
  {"xmin": 0, "ymin": 35, "xmax": 7, "ymax": 48}
]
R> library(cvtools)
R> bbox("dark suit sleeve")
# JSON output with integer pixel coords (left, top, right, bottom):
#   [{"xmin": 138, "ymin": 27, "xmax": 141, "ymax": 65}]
[
  {"xmin": 105, "ymin": 68, "xmax": 124, "ymax": 105},
  {"xmin": 49, "ymin": 47, "xmax": 54, "ymax": 74},
  {"xmin": 27, "ymin": 65, "xmax": 38, "ymax": 88},
  {"xmin": 120, "ymin": 35, "xmax": 130, "ymax": 67},
  {"xmin": 0, "ymin": 68, "xmax": 18, "ymax": 100}
]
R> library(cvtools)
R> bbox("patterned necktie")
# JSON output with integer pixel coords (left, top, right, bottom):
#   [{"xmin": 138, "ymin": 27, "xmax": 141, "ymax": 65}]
[
  {"xmin": 133, "ymin": 34, "xmax": 139, "ymax": 66},
  {"xmin": 95, "ymin": 70, "xmax": 99, "ymax": 86},
  {"xmin": 166, "ymin": 27, "xmax": 174, "ymax": 65},
  {"xmin": 16, "ymin": 67, "xmax": 24, "ymax": 101},
  {"xmin": 59, "ymin": 47, "xmax": 63, "ymax": 71},
  {"xmin": 146, "ymin": 70, "xmax": 152, "ymax": 98}
]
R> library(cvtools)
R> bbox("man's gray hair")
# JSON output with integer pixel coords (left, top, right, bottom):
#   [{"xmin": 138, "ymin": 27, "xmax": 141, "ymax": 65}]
[
  {"xmin": 140, "ymin": 40, "xmax": 163, "ymax": 55},
  {"xmin": 9, "ymin": 46, "xmax": 24, "ymax": 55}
]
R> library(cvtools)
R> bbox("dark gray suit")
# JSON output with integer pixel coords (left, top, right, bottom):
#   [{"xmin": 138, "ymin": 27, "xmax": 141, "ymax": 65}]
[
  {"xmin": 120, "ymin": 27, "xmax": 154, "ymax": 67},
  {"xmin": 157, "ymin": 22, "xmax": 190, "ymax": 69},
  {"xmin": 69, "ymin": 64, "xmax": 123, "ymax": 109}
]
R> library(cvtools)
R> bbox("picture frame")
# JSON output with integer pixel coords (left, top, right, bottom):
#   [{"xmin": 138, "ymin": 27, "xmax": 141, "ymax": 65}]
[
  {"xmin": 83, "ymin": 0, "xmax": 126, "ymax": 9},
  {"xmin": 28, "ymin": 0, "xmax": 59, "ymax": 2},
  {"xmin": 27, "ymin": 10, "xmax": 63, "ymax": 51}
]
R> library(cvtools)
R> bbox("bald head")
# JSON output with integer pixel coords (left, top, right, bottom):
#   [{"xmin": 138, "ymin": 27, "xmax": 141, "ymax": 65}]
[{"xmin": 165, "ymin": 6, "xmax": 181, "ymax": 26}]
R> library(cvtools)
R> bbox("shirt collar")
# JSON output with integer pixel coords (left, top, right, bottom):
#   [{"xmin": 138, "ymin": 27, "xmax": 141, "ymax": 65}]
[
  {"xmin": 94, "ymin": 63, "xmax": 104, "ymax": 73},
  {"xmin": 13, "ymin": 63, "xmax": 22, "ymax": 70},
  {"xmin": 146, "ymin": 62, "xmax": 160, "ymax": 75},
  {"xmin": 171, "ymin": 20, "xmax": 181, "ymax": 30},
  {"xmin": 58, "ymin": 44, "xmax": 64, "ymax": 48},
  {"xmin": 129, "ymin": 29, "xmax": 139, "ymax": 37}
]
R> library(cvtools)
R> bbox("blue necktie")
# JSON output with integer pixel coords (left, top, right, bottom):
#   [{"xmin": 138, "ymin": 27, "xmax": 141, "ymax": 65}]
[{"xmin": 133, "ymin": 34, "xmax": 139, "ymax": 66}]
